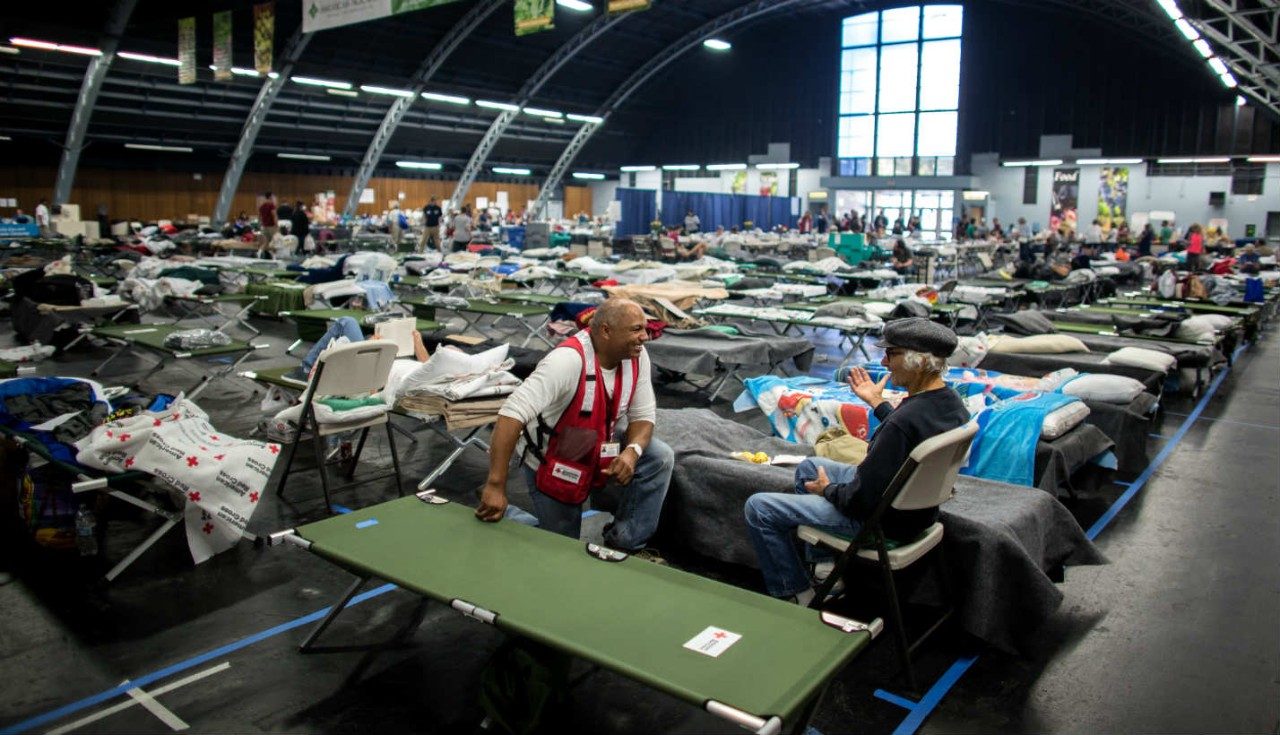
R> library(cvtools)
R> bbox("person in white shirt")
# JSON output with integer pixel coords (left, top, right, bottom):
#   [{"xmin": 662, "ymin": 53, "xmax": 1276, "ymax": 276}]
[
  {"xmin": 476, "ymin": 298, "xmax": 673, "ymax": 556},
  {"xmin": 34, "ymin": 199, "xmax": 50, "ymax": 236},
  {"xmin": 683, "ymin": 209, "xmax": 701, "ymax": 234},
  {"xmin": 450, "ymin": 206, "xmax": 472, "ymax": 253}
]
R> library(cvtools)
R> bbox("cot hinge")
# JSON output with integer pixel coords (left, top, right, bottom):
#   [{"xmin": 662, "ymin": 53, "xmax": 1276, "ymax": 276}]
[
  {"xmin": 415, "ymin": 489, "xmax": 449, "ymax": 505},
  {"xmin": 820, "ymin": 611, "xmax": 884, "ymax": 638},
  {"xmin": 267, "ymin": 529, "xmax": 311, "ymax": 549},
  {"xmin": 585, "ymin": 542, "xmax": 628, "ymax": 562},
  {"xmin": 451, "ymin": 599, "xmax": 497, "ymax": 625},
  {"xmin": 704, "ymin": 700, "xmax": 779, "ymax": 735}
]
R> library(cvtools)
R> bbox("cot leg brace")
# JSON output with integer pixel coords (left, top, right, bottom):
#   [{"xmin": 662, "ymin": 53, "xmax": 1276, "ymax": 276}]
[
  {"xmin": 178, "ymin": 344, "xmax": 271, "ymax": 399},
  {"xmin": 63, "ymin": 305, "xmax": 140, "ymax": 352},
  {"xmin": 416, "ymin": 423, "xmax": 491, "ymax": 491},
  {"xmin": 71, "ymin": 477, "xmax": 183, "ymax": 583}
]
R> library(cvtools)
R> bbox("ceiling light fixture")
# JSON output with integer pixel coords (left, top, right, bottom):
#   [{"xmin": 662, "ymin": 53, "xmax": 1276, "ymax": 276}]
[
  {"xmin": 396, "ymin": 161, "xmax": 443, "ymax": 170},
  {"xmin": 120, "ymin": 51, "xmax": 181, "ymax": 66},
  {"xmin": 1156, "ymin": 0, "xmax": 1182, "ymax": 20},
  {"xmin": 523, "ymin": 107, "xmax": 563, "ymax": 118},
  {"xmin": 556, "ymin": 0, "xmax": 594, "ymax": 11},
  {"xmin": 572, "ymin": 172, "xmax": 605, "ymax": 180},
  {"xmin": 1000, "ymin": 159, "xmax": 1064, "ymax": 167},
  {"xmin": 327, "ymin": 88, "xmax": 358, "ymax": 97},
  {"xmin": 566, "ymin": 113, "xmax": 604, "ymax": 124},
  {"xmin": 756, "ymin": 162, "xmax": 799, "ymax": 170},
  {"xmin": 705, "ymin": 163, "xmax": 747, "ymax": 171},
  {"xmin": 291, "ymin": 76, "xmax": 352, "ymax": 90},
  {"xmin": 1192, "ymin": 39, "xmax": 1212, "ymax": 58},
  {"xmin": 1245, "ymin": 155, "xmax": 1280, "ymax": 163},
  {"xmin": 620, "ymin": 165, "xmax": 655, "ymax": 172},
  {"xmin": 662, "ymin": 164, "xmax": 700, "ymax": 171},
  {"xmin": 125, "ymin": 143, "xmax": 193, "ymax": 152},
  {"xmin": 360, "ymin": 84, "xmax": 413, "ymax": 97},
  {"xmin": 703, "ymin": 39, "xmax": 731, "ymax": 51},
  {"xmin": 0, "ymin": 45, "xmax": 20, "ymax": 55},
  {"xmin": 1174, "ymin": 18, "xmax": 1199, "ymax": 41},
  {"xmin": 278, "ymin": 152, "xmax": 332, "ymax": 161},
  {"xmin": 1219, "ymin": 72, "xmax": 1237, "ymax": 88},
  {"xmin": 476, "ymin": 100, "xmax": 520, "ymax": 112},
  {"xmin": 1156, "ymin": 157, "xmax": 1230, "ymax": 163},
  {"xmin": 1075, "ymin": 158, "xmax": 1144, "ymax": 164},
  {"xmin": 421, "ymin": 91, "xmax": 470, "ymax": 105},
  {"xmin": 492, "ymin": 166, "xmax": 531, "ymax": 175},
  {"xmin": 9, "ymin": 37, "xmax": 101, "ymax": 56}
]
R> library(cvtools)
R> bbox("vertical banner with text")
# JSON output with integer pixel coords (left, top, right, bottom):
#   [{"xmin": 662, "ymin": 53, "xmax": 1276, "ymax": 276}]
[
  {"xmin": 178, "ymin": 17, "xmax": 196, "ymax": 85},
  {"xmin": 608, "ymin": 0, "xmax": 651, "ymax": 13},
  {"xmin": 1050, "ymin": 167, "xmax": 1079, "ymax": 234},
  {"xmin": 514, "ymin": 0, "xmax": 555, "ymax": 36},
  {"xmin": 254, "ymin": 2, "xmax": 274, "ymax": 74},
  {"xmin": 1097, "ymin": 166, "xmax": 1129, "ymax": 233},
  {"xmin": 212, "ymin": 11, "xmax": 233, "ymax": 81}
]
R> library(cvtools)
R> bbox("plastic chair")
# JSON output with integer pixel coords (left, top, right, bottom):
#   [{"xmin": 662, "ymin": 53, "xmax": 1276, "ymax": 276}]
[
  {"xmin": 275, "ymin": 340, "xmax": 404, "ymax": 513},
  {"xmin": 797, "ymin": 421, "xmax": 978, "ymax": 692}
]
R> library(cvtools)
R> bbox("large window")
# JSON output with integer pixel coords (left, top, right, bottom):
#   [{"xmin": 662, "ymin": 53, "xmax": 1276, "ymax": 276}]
[
  {"xmin": 837, "ymin": 5, "xmax": 962, "ymax": 178},
  {"xmin": 833, "ymin": 189, "xmax": 956, "ymax": 242}
]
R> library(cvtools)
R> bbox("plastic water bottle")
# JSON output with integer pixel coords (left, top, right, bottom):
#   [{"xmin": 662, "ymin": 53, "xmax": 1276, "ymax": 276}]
[{"xmin": 75, "ymin": 505, "xmax": 98, "ymax": 557}]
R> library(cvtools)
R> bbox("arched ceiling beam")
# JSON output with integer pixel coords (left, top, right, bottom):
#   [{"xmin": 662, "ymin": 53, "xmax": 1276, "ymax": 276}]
[
  {"xmin": 449, "ymin": 8, "xmax": 635, "ymax": 209},
  {"xmin": 53, "ymin": 0, "xmax": 137, "ymax": 205},
  {"xmin": 341, "ymin": 0, "xmax": 505, "ymax": 218},
  {"xmin": 212, "ymin": 29, "xmax": 310, "ymax": 225},
  {"xmin": 532, "ymin": 0, "xmax": 819, "ymax": 218},
  {"xmin": 1193, "ymin": 0, "xmax": 1280, "ymax": 120}
]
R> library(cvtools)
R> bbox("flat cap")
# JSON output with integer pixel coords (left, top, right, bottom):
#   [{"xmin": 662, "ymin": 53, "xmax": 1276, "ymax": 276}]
[{"xmin": 881, "ymin": 317, "xmax": 957, "ymax": 358}]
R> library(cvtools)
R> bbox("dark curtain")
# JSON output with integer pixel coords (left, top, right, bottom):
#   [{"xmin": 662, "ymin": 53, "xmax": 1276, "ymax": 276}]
[
  {"xmin": 660, "ymin": 191, "xmax": 798, "ymax": 231},
  {"xmin": 616, "ymin": 188, "xmax": 657, "ymax": 237}
]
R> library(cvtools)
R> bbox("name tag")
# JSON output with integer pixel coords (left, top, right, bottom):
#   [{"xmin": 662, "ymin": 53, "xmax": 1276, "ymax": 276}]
[
  {"xmin": 550, "ymin": 462, "xmax": 583, "ymax": 485},
  {"xmin": 599, "ymin": 442, "xmax": 620, "ymax": 459}
]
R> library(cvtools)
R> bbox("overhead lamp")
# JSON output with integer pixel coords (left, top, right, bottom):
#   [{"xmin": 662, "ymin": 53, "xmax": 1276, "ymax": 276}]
[
  {"xmin": 1156, "ymin": 0, "xmax": 1182, "ymax": 20},
  {"xmin": 1000, "ymin": 159, "xmax": 1064, "ymax": 167},
  {"xmin": 756, "ymin": 162, "xmax": 799, "ymax": 170},
  {"xmin": 0, "ymin": 135, "xmax": 11, "ymax": 141},
  {"xmin": 213, "ymin": 66, "xmax": 278, "ymax": 78},
  {"xmin": 557, "ymin": 0, "xmax": 594, "ymax": 11},
  {"xmin": 572, "ymin": 172, "xmax": 605, "ymax": 180},
  {"xmin": 120, "ymin": 51, "xmax": 181, "ymax": 66},
  {"xmin": 620, "ymin": 165, "xmax": 655, "ymax": 172},
  {"xmin": 705, "ymin": 163, "xmax": 747, "ymax": 171},
  {"xmin": 1219, "ymin": 72, "xmax": 1237, "ymax": 88},
  {"xmin": 125, "ymin": 143, "xmax": 193, "ymax": 152},
  {"xmin": 1156, "ymin": 157, "xmax": 1229, "ymax": 163},
  {"xmin": 662, "ymin": 164, "xmax": 700, "ymax": 171},
  {"xmin": 0, "ymin": 45, "xmax": 19, "ymax": 55},
  {"xmin": 1207, "ymin": 57, "xmax": 1228, "ymax": 75},
  {"xmin": 278, "ymin": 152, "xmax": 331, "ymax": 161},
  {"xmin": 492, "ymin": 166, "xmax": 532, "ymax": 175},
  {"xmin": 1236, "ymin": 95, "xmax": 1246, "ymax": 107},
  {"xmin": 1192, "ymin": 39, "xmax": 1211, "ymax": 58},
  {"xmin": 961, "ymin": 190, "xmax": 989, "ymax": 201},
  {"xmin": 543, "ymin": 117, "xmax": 565, "ymax": 125},
  {"xmin": 396, "ymin": 161, "xmax": 443, "ymax": 170},
  {"xmin": 523, "ymin": 107, "xmax": 563, "ymax": 118},
  {"xmin": 1076, "ymin": 158, "xmax": 1143, "ymax": 164},
  {"xmin": 422, "ymin": 91, "xmax": 470, "ymax": 105},
  {"xmin": 1174, "ymin": 18, "xmax": 1199, "ymax": 41},
  {"xmin": 9, "ymin": 37, "xmax": 101, "ymax": 56},
  {"xmin": 476, "ymin": 99, "xmax": 520, "ymax": 112},
  {"xmin": 360, "ymin": 84, "xmax": 413, "ymax": 97},
  {"xmin": 703, "ymin": 39, "xmax": 731, "ymax": 51},
  {"xmin": 327, "ymin": 88, "xmax": 359, "ymax": 97},
  {"xmin": 566, "ymin": 113, "xmax": 604, "ymax": 124},
  {"xmin": 1246, "ymin": 155, "xmax": 1280, "ymax": 163},
  {"xmin": 291, "ymin": 76, "xmax": 352, "ymax": 90}
]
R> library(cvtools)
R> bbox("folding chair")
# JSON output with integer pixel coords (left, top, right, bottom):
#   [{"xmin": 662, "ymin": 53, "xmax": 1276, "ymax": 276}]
[
  {"xmin": 797, "ymin": 421, "xmax": 978, "ymax": 692},
  {"xmin": 274, "ymin": 341, "xmax": 404, "ymax": 513}
]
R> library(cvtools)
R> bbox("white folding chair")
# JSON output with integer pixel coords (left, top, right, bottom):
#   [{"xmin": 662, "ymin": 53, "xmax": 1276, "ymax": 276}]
[
  {"xmin": 797, "ymin": 422, "xmax": 977, "ymax": 692},
  {"xmin": 274, "ymin": 341, "xmax": 403, "ymax": 513}
]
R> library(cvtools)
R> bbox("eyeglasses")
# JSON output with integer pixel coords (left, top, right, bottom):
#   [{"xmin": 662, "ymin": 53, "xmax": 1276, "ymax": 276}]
[{"xmin": 883, "ymin": 348, "xmax": 905, "ymax": 359}]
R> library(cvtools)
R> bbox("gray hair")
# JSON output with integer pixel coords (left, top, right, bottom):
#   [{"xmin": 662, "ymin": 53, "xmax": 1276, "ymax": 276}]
[
  {"xmin": 589, "ymin": 297, "xmax": 643, "ymax": 330},
  {"xmin": 902, "ymin": 349, "xmax": 946, "ymax": 375}
]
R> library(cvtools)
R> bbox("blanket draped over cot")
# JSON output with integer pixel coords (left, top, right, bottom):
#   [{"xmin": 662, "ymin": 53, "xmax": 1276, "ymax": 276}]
[
  {"xmin": 646, "ymin": 328, "xmax": 816, "ymax": 376},
  {"xmin": 642, "ymin": 408, "xmax": 1105, "ymax": 653},
  {"xmin": 76, "ymin": 396, "xmax": 280, "ymax": 563}
]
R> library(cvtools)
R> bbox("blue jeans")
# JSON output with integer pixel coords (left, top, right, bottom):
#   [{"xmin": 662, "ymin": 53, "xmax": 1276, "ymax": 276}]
[
  {"xmin": 301, "ymin": 316, "xmax": 364, "ymax": 372},
  {"xmin": 743, "ymin": 456, "xmax": 861, "ymax": 598},
  {"xmin": 524, "ymin": 435, "xmax": 674, "ymax": 551}
]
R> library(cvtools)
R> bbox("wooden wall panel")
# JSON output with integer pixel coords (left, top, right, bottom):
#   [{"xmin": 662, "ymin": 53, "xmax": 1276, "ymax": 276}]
[{"xmin": 0, "ymin": 167, "xmax": 589, "ymax": 223}]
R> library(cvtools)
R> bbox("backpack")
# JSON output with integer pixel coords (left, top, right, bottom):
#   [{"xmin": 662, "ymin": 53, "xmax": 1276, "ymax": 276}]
[{"xmin": 1182, "ymin": 274, "xmax": 1208, "ymax": 300}]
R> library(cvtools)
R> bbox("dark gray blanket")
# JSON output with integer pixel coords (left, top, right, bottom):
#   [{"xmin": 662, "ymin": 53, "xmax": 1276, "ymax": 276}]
[
  {"xmin": 1082, "ymin": 393, "xmax": 1157, "ymax": 474},
  {"xmin": 647, "ymin": 328, "xmax": 815, "ymax": 374},
  {"xmin": 1033, "ymin": 423, "xmax": 1115, "ymax": 494},
  {"xmin": 652, "ymin": 408, "xmax": 1105, "ymax": 653}
]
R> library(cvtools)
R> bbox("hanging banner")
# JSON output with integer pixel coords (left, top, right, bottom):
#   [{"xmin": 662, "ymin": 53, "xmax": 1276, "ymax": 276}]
[
  {"xmin": 302, "ymin": 0, "xmax": 463, "ymax": 34},
  {"xmin": 212, "ymin": 11, "xmax": 233, "ymax": 81},
  {"xmin": 1097, "ymin": 166, "xmax": 1128, "ymax": 233},
  {"xmin": 759, "ymin": 171, "xmax": 778, "ymax": 197},
  {"xmin": 514, "ymin": 0, "xmax": 554, "ymax": 36},
  {"xmin": 178, "ymin": 17, "xmax": 197, "ymax": 85},
  {"xmin": 254, "ymin": 2, "xmax": 274, "ymax": 74},
  {"xmin": 608, "ymin": 0, "xmax": 651, "ymax": 13},
  {"xmin": 1049, "ymin": 167, "xmax": 1079, "ymax": 234}
]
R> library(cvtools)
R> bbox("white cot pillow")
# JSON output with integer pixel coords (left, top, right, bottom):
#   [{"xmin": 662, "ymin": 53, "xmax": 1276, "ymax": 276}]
[
  {"xmin": 1060, "ymin": 374, "xmax": 1147, "ymax": 404},
  {"xmin": 1040, "ymin": 400, "xmax": 1091, "ymax": 440},
  {"xmin": 1176, "ymin": 315, "xmax": 1219, "ymax": 341},
  {"xmin": 1104, "ymin": 347, "xmax": 1176, "ymax": 373}
]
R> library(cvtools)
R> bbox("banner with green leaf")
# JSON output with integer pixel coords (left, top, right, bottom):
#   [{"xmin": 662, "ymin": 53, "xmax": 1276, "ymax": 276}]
[
  {"xmin": 608, "ymin": 0, "xmax": 651, "ymax": 13},
  {"xmin": 515, "ymin": 0, "xmax": 555, "ymax": 36},
  {"xmin": 212, "ymin": 11, "xmax": 233, "ymax": 81},
  {"xmin": 254, "ymin": 2, "xmax": 274, "ymax": 74},
  {"xmin": 178, "ymin": 17, "xmax": 196, "ymax": 85}
]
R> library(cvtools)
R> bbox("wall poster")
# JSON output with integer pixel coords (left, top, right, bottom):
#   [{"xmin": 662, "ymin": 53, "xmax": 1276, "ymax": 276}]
[
  {"xmin": 1050, "ymin": 167, "xmax": 1079, "ymax": 234},
  {"xmin": 1097, "ymin": 166, "xmax": 1128, "ymax": 233},
  {"xmin": 514, "ymin": 0, "xmax": 554, "ymax": 36}
]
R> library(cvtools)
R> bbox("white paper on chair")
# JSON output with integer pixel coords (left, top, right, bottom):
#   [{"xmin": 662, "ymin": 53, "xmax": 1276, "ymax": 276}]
[{"xmin": 374, "ymin": 317, "xmax": 418, "ymax": 358}]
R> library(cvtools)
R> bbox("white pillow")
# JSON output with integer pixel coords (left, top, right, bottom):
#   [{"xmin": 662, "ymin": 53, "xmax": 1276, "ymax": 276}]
[
  {"xmin": 1105, "ymin": 346, "xmax": 1176, "ymax": 373},
  {"xmin": 1041, "ymin": 400, "xmax": 1091, "ymax": 440},
  {"xmin": 1197, "ymin": 313, "xmax": 1234, "ymax": 331},
  {"xmin": 989, "ymin": 334, "xmax": 1090, "ymax": 354},
  {"xmin": 1176, "ymin": 315, "xmax": 1220, "ymax": 341},
  {"xmin": 1060, "ymin": 374, "xmax": 1147, "ymax": 404},
  {"xmin": 949, "ymin": 334, "xmax": 991, "ymax": 367}
]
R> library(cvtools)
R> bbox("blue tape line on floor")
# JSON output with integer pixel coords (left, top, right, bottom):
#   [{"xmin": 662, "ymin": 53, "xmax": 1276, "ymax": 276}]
[
  {"xmin": 330, "ymin": 504, "xmax": 353, "ymax": 515},
  {"xmin": 873, "ymin": 688, "xmax": 919, "ymax": 710},
  {"xmin": 890, "ymin": 656, "xmax": 978, "ymax": 735}
]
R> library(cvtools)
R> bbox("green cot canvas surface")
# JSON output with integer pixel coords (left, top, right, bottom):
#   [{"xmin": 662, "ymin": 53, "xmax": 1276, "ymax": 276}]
[
  {"xmin": 496, "ymin": 292, "xmax": 567, "ymax": 307},
  {"xmin": 91, "ymin": 323, "xmax": 251, "ymax": 356},
  {"xmin": 295, "ymin": 496, "xmax": 871, "ymax": 724},
  {"xmin": 246, "ymin": 280, "xmax": 308, "ymax": 315},
  {"xmin": 284, "ymin": 309, "xmax": 442, "ymax": 342},
  {"xmin": 1107, "ymin": 298, "xmax": 1257, "ymax": 316}
]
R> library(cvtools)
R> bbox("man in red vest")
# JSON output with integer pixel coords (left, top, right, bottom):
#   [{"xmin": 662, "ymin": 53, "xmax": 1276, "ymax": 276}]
[{"xmin": 476, "ymin": 298, "xmax": 673, "ymax": 558}]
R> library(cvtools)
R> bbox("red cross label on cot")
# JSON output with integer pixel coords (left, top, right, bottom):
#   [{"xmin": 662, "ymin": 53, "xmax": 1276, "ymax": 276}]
[{"xmin": 682, "ymin": 626, "xmax": 742, "ymax": 657}]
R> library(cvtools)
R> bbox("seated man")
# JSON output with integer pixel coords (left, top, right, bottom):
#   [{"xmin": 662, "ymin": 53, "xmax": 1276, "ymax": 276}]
[
  {"xmin": 1236, "ymin": 243, "xmax": 1261, "ymax": 274},
  {"xmin": 743, "ymin": 318, "xmax": 970, "ymax": 604},
  {"xmin": 286, "ymin": 316, "xmax": 429, "ymax": 382},
  {"xmin": 475, "ymin": 298, "xmax": 674, "ymax": 558}
]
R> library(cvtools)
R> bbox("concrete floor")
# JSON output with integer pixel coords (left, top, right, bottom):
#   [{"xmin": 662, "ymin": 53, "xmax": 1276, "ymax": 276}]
[{"xmin": 0, "ymin": 308, "xmax": 1276, "ymax": 734}]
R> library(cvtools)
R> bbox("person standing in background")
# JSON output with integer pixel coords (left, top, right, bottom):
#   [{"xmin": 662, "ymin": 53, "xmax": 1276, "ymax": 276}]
[
  {"xmin": 422, "ymin": 197, "xmax": 443, "ymax": 252},
  {"xmin": 1185, "ymin": 223, "xmax": 1205, "ymax": 273},
  {"xmin": 815, "ymin": 207, "xmax": 829, "ymax": 235},
  {"xmin": 257, "ymin": 192, "xmax": 277, "ymax": 256},
  {"xmin": 451, "ymin": 205, "xmax": 473, "ymax": 253},
  {"xmin": 290, "ymin": 201, "xmax": 310, "ymax": 255},
  {"xmin": 34, "ymin": 198, "xmax": 50, "ymax": 237}
]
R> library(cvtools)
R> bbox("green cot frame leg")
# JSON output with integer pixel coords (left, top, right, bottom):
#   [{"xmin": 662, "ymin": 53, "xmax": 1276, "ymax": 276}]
[
  {"xmin": 415, "ymin": 423, "xmax": 491, "ymax": 491},
  {"xmin": 63, "ymin": 305, "xmax": 141, "ymax": 352},
  {"xmin": 70, "ymin": 476, "xmax": 184, "ymax": 583}
]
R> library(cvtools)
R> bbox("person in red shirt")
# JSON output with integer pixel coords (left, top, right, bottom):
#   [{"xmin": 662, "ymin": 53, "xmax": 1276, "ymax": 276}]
[
  {"xmin": 258, "ymin": 192, "xmax": 278, "ymax": 255},
  {"xmin": 1185, "ymin": 222, "xmax": 1205, "ymax": 273}
]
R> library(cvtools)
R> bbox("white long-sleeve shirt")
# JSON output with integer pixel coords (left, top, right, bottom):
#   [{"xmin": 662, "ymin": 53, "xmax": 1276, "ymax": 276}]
[{"xmin": 499, "ymin": 345, "xmax": 656, "ymax": 470}]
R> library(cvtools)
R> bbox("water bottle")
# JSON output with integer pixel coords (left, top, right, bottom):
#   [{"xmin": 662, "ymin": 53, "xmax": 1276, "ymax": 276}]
[{"xmin": 75, "ymin": 505, "xmax": 98, "ymax": 557}]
